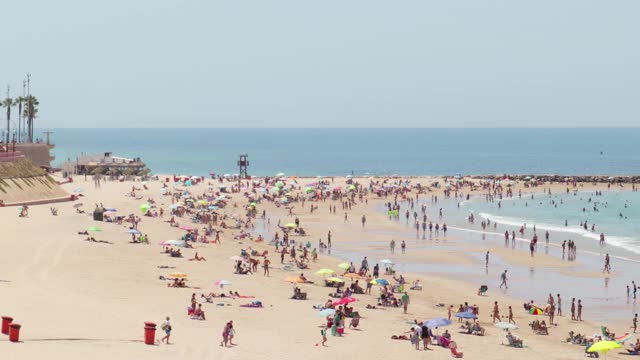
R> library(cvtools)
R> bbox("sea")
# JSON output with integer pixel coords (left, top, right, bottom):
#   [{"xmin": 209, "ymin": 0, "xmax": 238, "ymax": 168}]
[{"xmin": 48, "ymin": 128, "xmax": 640, "ymax": 177}]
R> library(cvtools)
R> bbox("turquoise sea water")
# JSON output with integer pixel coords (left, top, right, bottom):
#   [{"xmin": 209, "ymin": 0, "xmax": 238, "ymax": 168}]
[
  {"xmin": 48, "ymin": 128, "xmax": 640, "ymax": 176},
  {"xmin": 461, "ymin": 190, "xmax": 640, "ymax": 257}
]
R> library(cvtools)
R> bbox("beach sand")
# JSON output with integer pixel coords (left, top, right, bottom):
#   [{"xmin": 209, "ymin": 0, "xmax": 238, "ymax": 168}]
[{"xmin": 0, "ymin": 175, "xmax": 634, "ymax": 359}]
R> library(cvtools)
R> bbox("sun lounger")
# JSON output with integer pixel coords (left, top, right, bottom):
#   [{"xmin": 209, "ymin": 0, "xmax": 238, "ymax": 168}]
[
  {"xmin": 506, "ymin": 334, "xmax": 523, "ymax": 348},
  {"xmin": 477, "ymin": 285, "xmax": 488, "ymax": 296}
]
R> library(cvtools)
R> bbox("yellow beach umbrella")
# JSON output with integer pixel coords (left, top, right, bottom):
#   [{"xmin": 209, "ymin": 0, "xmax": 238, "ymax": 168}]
[
  {"xmin": 285, "ymin": 276, "xmax": 305, "ymax": 283},
  {"xmin": 588, "ymin": 340, "xmax": 621, "ymax": 354},
  {"xmin": 169, "ymin": 273, "xmax": 188, "ymax": 279},
  {"xmin": 326, "ymin": 277, "xmax": 345, "ymax": 283},
  {"xmin": 316, "ymin": 268, "xmax": 335, "ymax": 276},
  {"xmin": 337, "ymin": 263, "xmax": 350, "ymax": 270},
  {"xmin": 284, "ymin": 223, "xmax": 297, "ymax": 228}
]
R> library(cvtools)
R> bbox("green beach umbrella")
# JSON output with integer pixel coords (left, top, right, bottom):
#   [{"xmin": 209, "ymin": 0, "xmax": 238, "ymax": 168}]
[
  {"xmin": 316, "ymin": 268, "xmax": 335, "ymax": 276},
  {"xmin": 337, "ymin": 262, "xmax": 350, "ymax": 270},
  {"xmin": 275, "ymin": 181, "xmax": 284, "ymax": 188},
  {"xmin": 140, "ymin": 203, "xmax": 151, "ymax": 213},
  {"xmin": 305, "ymin": 187, "xmax": 314, "ymax": 193},
  {"xmin": 250, "ymin": 202, "xmax": 257, "ymax": 207},
  {"xmin": 87, "ymin": 226, "xmax": 102, "ymax": 232}
]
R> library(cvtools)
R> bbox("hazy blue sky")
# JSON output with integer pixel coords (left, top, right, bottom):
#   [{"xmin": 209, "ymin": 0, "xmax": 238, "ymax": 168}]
[{"xmin": 1, "ymin": 1, "xmax": 639, "ymax": 128}]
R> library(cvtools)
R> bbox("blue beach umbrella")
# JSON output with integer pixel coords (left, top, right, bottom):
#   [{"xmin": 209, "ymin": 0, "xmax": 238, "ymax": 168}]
[
  {"xmin": 454, "ymin": 312, "xmax": 477, "ymax": 319},
  {"xmin": 127, "ymin": 229, "xmax": 141, "ymax": 235},
  {"xmin": 424, "ymin": 317, "xmax": 452, "ymax": 328},
  {"xmin": 369, "ymin": 278, "xmax": 390, "ymax": 286},
  {"xmin": 316, "ymin": 309, "xmax": 336, "ymax": 317}
]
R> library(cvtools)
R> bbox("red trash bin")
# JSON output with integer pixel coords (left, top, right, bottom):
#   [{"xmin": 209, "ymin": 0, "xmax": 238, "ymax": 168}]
[
  {"xmin": 8, "ymin": 323, "xmax": 21, "ymax": 342},
  {"xmin": 144, "ymin": 322, "xmax": 156, "ymax": 345},
  {"xmin": 1, "ymin": 316, "xmax": 13, "ymax": 335}
]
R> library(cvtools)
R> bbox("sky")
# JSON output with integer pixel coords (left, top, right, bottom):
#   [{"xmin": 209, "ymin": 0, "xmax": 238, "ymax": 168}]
[{"xmin": 1, "ymin": 0, "xmax": 639, "ymax": 128}]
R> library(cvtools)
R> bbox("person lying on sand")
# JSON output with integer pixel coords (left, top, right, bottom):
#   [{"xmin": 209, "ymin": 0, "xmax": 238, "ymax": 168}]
[
  {"xmin": 168, "ymin": 278, "xmax": 187, "ymax": 288},
  {"xmin": 78, "ymin": 230, "xmax": 89, "ymax": 235}
]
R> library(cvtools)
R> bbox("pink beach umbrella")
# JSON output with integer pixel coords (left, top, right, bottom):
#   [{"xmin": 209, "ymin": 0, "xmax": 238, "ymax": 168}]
[
  {"xmin": 333, "ymin": 297, "xmax": 357, "ymax": 306},
  {"xmin": 179, "ymin": 226, "xmax": 194, "ymax": 231}
]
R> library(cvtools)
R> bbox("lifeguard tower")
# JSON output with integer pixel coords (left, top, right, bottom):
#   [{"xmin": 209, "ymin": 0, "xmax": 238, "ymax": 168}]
[{"xmin": 237, "ymin": 154, "xmax": 249, "ymax": 179}]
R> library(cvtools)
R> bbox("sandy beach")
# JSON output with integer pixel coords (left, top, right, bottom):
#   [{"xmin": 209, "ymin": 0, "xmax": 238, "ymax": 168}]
[{"xmin": 1, "ymin": 175, "xmax": 637, "ymax": 359}]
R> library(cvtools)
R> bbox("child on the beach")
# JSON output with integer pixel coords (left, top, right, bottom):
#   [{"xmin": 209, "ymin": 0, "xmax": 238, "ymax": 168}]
[{"xmin": 320, "ymin": 328, "xmax": 327, "ymax": 346}]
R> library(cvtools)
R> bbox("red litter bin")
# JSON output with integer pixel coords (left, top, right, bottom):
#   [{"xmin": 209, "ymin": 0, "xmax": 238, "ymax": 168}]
[
  {"xmin": 144, "ymin": 322, "xmax": 156, "ymax": 345},
  {"xmin": 8, "ymin": 323, "xmax": 21, "ymax": 342},
  {"xmin": 1, "ymin": 316, "xmax": 13, "ymax": 335}
]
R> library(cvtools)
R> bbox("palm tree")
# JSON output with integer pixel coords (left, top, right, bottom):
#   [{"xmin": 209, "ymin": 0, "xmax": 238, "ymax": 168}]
[
  {"xmin": 1, "ymin": 96, "xmax": 16, "ymax": 144},
  {"xmin": 23, "ymin": 95, "xmax": 38, "ymax": 142},
  {"xmin": 14, "ymin": 96, "xmax": 26, "ymax": 142}
]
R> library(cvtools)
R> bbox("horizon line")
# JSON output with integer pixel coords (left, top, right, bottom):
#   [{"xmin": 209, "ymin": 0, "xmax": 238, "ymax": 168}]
[{"xmin": 35, "ymin": 126, "xmax": 640, "ymax": 130}]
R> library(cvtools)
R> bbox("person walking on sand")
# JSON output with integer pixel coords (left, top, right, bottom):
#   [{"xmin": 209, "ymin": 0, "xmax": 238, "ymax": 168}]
[
  {"xmin": 485, "ymin": 251, "xmax": 490, "ymax": 268},
  {"xmin": 632, "ymin": 313, "xmax": 638, "ymax": 333},
  {"xmin": 320, "ymin": 327, "xmax": 327, "ymax": 346},
  {"xmin": 571, "ymin": 298, "xmax": 576, "ymax": 320},
  {"xmin": 390, "ymin": 239, "xmax": 396, "ymax": 254},
  {"xmin": 603, "ymin": 253, "xmax": 611, "ymax": 273},
  {"xmin": 402, "ymin": 292, "xmax": 410, "ymax": 314},
  {"xmin": 499, "ymin": 270, "xmax": 508, "ymax": 289},
  {"xmin": 492, "ymin": 301, "xmax": 500, "ymax": 323},
  {"xmin": 160, "ymin": 316, "xmax": 172, "ymax": 344},
  {"xmin": 508, "ymin": 306, "xmax": 515, "ymax": 324},
  {"xmin": 344, "ymin": 212, "xmax": 348, "ymax": 223},
  {"xmin": 220, "ymin": 321, "xmax": 231, "ymax": 347},
  {"xmin": 401, "ymin": 240, "xmax": 406, "ymax": 254},
  {"xmin": 361, "ymin": 215, "xmax": 366, "ymax": 228}
]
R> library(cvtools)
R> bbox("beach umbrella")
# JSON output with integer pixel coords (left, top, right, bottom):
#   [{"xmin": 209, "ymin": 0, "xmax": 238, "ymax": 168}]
[
  {"xmin": 343, "ymin": 273, "xmax": 362, "ymax": 280},
  {"xmin": 73, "ymin": 188, "xmax": 84, "ymax": 193},
  {"xmin": 424, "ymin": 318, "xmax": 452, "ymax": 329},
  {"xmin": 588, "ymin": 340, "xmax": 621, "ymax": 354},
  {"xmin": 276, "ymin": 172, "xmax": 285, "ymax": 177},
  {"xmin": 347, "ymin": 185, "xmax": 356, "ymax": 191},
  {"xmin": 250, "ymin": 202, "xmax": 257, "ymax": 207},
  {"xmin": 208, "ymin": 205, "xmax": 218, "ymax": 210},
  {"xmin": 305, "ymin": 187, "xmax": 314, "ymax": 193},
  {"xmin": 326, "ymin": 277, "xmax": 345, "ymax": 283},
  {"xmin": 161, "ymin": 240, "xmax": 186, "ymax": 247},
  {"xmin": 197, "ymin": 200, "xmax": 208, "ymax": 205},
  {"xmin": 169, "ymin": 204, "xmax": 181, "ymax": 209},
  {"xmin": 454, "ymin": 312, "xmax": 477, "ymax": 319},
  {"xmin": 179, "ymin": 226, "xmax": 194, "ymax": 231},
  {"xmin": 104, "ymin": 211, "xmax": 116, "ymax": 216},
  {"xmin": 369, "ymin": 278, "xmax": 389, "ymax": 285},
  {"xmin": 140, "ymin": 203, "xmax": 151, "ymax": 213},
  {"xmin": 284, "ymin": 223, "xmax": 297, "ymax": 228},
  {"xmin": 72, "ymin": 203, "xmax": 84, "ymax": 208},
  {"xmin": 333, "ymin": 297, "xmax": 356, "ymax": 306},
  {"xmin": 285, "ymin": 276, "xmax": 305, "ymax": 284},
  {"xmin": 316, "ymin": 268, "xmax": 335, "ymax": 276},
  {"xmin": 275, "ymin": 181, "xmax": 284, "ymax": 188},
  {"xmin": 379, "ymin": 259, "xmax": 394, "ymax": 265},
  {"xmin": 215, "ymin": 280, "xmax": 232, "ymax": 286},
  {"xmin": 127, "ymin": 229, "xmax": 141, "ymax": 234},
  {"xmin": 169, "ymin": 273, "xmax": 188, "ymax": 279},
  {"xmin": 229, "ymin": 255, "xmax": 244, "ymax": 261},
  {"xmin": 317, "ymin": 309, "xmax": 336, "ymax": 317},
  {"xmin": 529, "ymin": 307, "xmax": 543, "ymax": 315},
  {"xmin": 337, "ymin": 263, "xmax": 351, "ymax": 270},
  {"xmin": 87, "ymin": 226, "xmax": 102, "ymax": 232},
  {"xmin": 615, "ymin": 333, "xmax": 632, "ymax": 344},
  {"xmin": 494, "ymin": 322, "xmax": 518, "ymax": 331}
]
